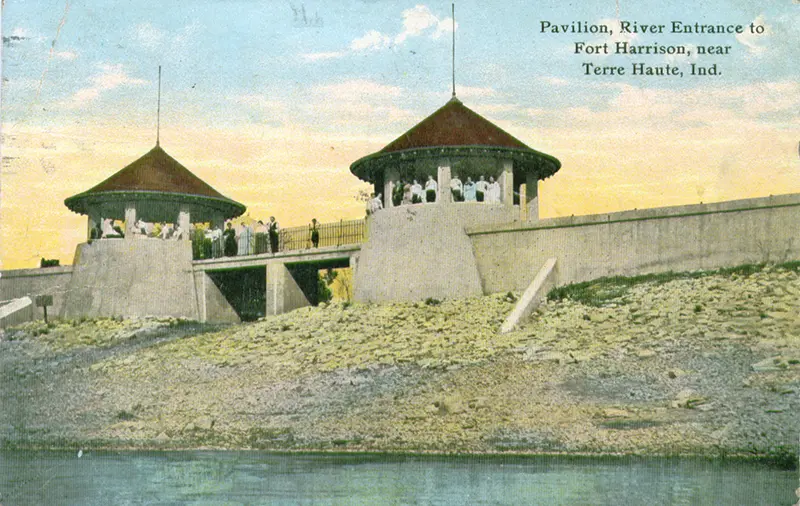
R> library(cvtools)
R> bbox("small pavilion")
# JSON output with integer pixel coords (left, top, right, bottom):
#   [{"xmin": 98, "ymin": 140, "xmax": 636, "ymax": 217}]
[
  {"xmin": 65, "ymin": 143, "xmax": 246, "ymax": 239},
  {"xmin": 350, "ymin": 95, "xmax": 561, "ymax": 219}
]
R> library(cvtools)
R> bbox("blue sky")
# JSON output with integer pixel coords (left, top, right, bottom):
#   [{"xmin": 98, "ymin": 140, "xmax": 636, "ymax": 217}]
[
  {"xmin": 4, "ymin": 0, "xmax": 796, "ymax": 127},
  {"xmin": 2, "ymin": 0, "xmax": 799, "ymax": 267}
]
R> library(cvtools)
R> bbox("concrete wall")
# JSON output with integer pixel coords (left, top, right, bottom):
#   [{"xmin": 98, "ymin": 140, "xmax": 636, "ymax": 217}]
[
  {"xmin": 469, "ymin": 194, "xmax": 800, "ymax": 294},
  {"xmin": 355, "ymin": 202, "xmax": 519, "ymax": 303},
  {"xmin": 61, "ymin": 239, "xmax": 201, "ymax": 320},
  {"xmin": 0, "ymin": 266, "xmax": 74, "ymax": 327},
  {"xmin": 193, "ymin": 271, "xmax": 241, "ymax": 324}
]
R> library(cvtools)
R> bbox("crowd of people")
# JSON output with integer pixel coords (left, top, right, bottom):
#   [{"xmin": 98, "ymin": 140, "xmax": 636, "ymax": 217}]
[
  {"xmin": 382, "ymin": 174, "xmax": 503, "ymax": 210},
  {"xmin": 216, "ymin": 216, "xmax": 282, "ymax": 257},
  {"xmin": 90, "ymin": 215, "xmax": 329, "ymax": 259},
  {"xmin": 450, "ymin": 175, "xmax": 502, "ymax": 203},
  {"xmin": 89, "ymin": 218, "xmax": 192, "ymax": 241}
]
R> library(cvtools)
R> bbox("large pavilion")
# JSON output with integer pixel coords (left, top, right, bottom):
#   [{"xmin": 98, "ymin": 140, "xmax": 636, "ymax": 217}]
[
  {"xmin": 350, "ymin": 95, "xmax": 560, "ymax": 219},
  {"xmin": 350, "ymin": 94, "xmax": 562, "ymax": 303}
]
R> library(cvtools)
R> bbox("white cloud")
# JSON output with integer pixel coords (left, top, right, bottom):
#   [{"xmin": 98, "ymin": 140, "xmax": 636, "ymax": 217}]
[
  {"xmin": 62, "ymin": 64, "xmax": 147, "ymax": 108},
  {"xmin": 306, "ymin": 4, "xmax": 456, "ymax": 62},
  {"xmin": 301, "ymin": 51, "xmax": 345, "ymax": 61},
  {"xmin": 736, "ymin": 15, "xmax": 770, "ymax": 55},
  {"xmin": 134, "ymin": 23, "xmax": 165, "ymax": 50},
  {"xmin": 174, "ymin": 20, "xmax": 203, "ymax": 44},
  {"xmin": 133, "ymin": 20, "xmax": 203, "ymax": 51},
  {"xmin": 350, "ymin": 30, "xmax": 392, "ymax": 52},
  {"xmin": 394, "ymin": 5, "xmax": 454, "ymax": 44}
]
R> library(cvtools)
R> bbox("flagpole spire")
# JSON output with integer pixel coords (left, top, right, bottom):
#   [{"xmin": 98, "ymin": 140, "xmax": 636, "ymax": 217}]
[
  {"xmin": 451, "ymin": 3, "xmax": 456, "ymax": 98},
  {"xmin": 156, "ymin": 65, "xmax": 161, "ymax": 146}
]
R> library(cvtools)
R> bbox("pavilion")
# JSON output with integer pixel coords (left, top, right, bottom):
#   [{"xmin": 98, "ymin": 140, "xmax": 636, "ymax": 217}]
[
  {"xmin": 65, "ymin": 143, "xmax": 245, "ymax": 240},
  {"xmin": 350, "ymin": 95, "xmax": 560, "ymax": 219},
  {"xmin": 60, "ymin": 143, "xmax": 245, "ymax": 321},
  {"xmin": 350, "ymin": 94, "xmax": 562, "ymax": 303}
]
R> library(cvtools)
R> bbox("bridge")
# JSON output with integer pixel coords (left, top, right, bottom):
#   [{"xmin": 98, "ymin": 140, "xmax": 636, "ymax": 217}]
[{"xmin": 191, "ymin": 219, "xmax": 364, "ymax": 321}]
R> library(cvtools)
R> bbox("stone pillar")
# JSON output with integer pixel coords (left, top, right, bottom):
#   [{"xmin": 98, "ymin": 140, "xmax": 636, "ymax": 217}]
[
  {"xmin": 501, "ymin": 159, "xmax": 514, "ymax": 207},
  {"xmin": 525, "ymin": 173, "xmax": 539, "ymax": 221},
  {"xmin": 384, "ymin": 167, "xmax": 399, "ymax": 208},
  {"xmin": 87, "ymin": 211, "xmax": 100, "ymax": 241},
  {"xmin": 124, "ymin": 204, "xmax": 137, "ymax": 240},
  {"xmin": 437, "ymin": 159, "xmax": 451, "ymax": 204},
  {"xmin": 265, "ymin": 262, "xmax": 311, "ymax": 316},
  {"xmin": 178, "ymin": 208, "xmax": 191, "ymax": 240}
]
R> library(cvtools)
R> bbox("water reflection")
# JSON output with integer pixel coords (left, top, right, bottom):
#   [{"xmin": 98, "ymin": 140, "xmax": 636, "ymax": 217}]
[{"xmin": 1, "ymin": 451, "xmax": 795, "ymax": 505}]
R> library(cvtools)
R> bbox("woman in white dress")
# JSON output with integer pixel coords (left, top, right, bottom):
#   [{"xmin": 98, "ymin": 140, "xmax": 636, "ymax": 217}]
[{"xmin": 487, "ymin": 176, "xmax": 501, "ymax": 203}]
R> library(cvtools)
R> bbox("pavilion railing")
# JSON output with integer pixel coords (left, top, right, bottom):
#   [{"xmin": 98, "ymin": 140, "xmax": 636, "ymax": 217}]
[{"xmin": 192, "ymin": 219, "xmax": 366, "ymax": 260}]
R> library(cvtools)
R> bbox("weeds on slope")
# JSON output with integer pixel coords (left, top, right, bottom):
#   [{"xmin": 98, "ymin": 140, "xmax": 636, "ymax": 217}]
[{"xmin": 546, "ymin": 261, "xmax": 799, "ymax": 307}]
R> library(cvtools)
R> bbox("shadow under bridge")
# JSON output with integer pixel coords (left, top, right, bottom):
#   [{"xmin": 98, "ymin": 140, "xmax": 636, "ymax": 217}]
[{"xmin": 193, "ymin": 245, "xmax": 359, "ymax": 321}]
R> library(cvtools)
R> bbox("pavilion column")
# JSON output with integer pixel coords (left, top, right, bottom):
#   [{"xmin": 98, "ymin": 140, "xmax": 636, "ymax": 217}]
[
  {"xmin": 124, "ymin": 204, "xmax": 137, "ymax": 240},
  {"xmin": 87, "ymin": 211, "xmax": 100, "ymax": 241},
  {"xmin": 178, "ymin": 208, "xmax": 191, "ymax": 241},
  {"xmin": 384, "ymin": 167, "xmax": 398, "ymax": 208},
  {"xmin": 437, "ymin": 159, "xmax": 451, "ymax": 204},
  {"xmin": 500, "ymin": 159, "xmax": 514, "ymax": 207},
  {"xmin": 525, "ymin": 172, "xmax": 539, "ymax": 221}
]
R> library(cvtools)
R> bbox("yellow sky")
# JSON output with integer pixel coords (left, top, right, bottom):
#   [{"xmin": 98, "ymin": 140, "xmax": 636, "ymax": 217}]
[{"xmin": 2, "ymin": 80, "xmax": 800, "ymax": 270}]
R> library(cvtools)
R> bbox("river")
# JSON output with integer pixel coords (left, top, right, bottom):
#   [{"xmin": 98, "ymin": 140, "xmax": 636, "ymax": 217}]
[{"xmin": 1, "ymin": 451, "xmax": 796, "ymax": 505}]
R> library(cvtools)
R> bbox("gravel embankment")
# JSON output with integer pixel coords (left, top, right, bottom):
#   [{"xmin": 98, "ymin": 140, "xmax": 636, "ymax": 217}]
[{"xmin": 1, "ymin": 266, "xmax": 798, "ymax": 463}]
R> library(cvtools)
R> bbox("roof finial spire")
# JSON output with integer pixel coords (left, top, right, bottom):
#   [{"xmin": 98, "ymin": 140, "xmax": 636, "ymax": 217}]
[
  {"xmin": 156, "ymin": 65, "xmax": 162, "ymax": 146},
  {"xmin": 451, "ymin": 3, "xmax": 456, "ymax": 98}
]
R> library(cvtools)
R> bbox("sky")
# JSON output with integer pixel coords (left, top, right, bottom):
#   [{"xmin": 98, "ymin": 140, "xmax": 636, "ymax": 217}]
[{"xmin": 1, "ymin": 0, "xmax": 798, "ymax": 269}]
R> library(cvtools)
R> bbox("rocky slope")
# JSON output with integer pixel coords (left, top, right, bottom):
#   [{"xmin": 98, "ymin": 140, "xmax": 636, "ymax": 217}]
[{"xmin": 1, "ymin": 265, "xmax": 798, "ymax": 463}]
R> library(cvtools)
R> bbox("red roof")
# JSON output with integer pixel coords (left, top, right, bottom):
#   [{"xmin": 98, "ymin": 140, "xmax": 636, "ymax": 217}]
[
  {"xmin": 84, "ymin": 144, "xmax": 228, "ymax": 199},
  {"xmin": 380, "ymin": 96, "xmax": 531, "ymax": 153}
]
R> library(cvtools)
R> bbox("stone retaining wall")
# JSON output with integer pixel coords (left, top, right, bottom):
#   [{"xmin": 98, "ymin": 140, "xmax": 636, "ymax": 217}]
[
  {"xmin": 469, "ymin": 193, "xmax": 800, "ymax": 294},
  {"xmin": 0, "ymin": 266, "xmax": 74, "ymax": 327}
]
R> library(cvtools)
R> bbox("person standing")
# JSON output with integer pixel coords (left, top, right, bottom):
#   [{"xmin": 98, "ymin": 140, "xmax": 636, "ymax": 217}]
[
  {"xmin": 310, "ymin": 218, "xmax": 320, "ymax": 248},
  {"xmin": 450, "ymin": 174, "xmax": 463, "ymax": 202},
  {"xmin": 237, "ymin": 222, "xmax": 252, "ymax": 256},
  {"xmin": 223, "ymin": 221, "xmax": 238, "ymax": 256},
  {"xmin": 475, "ymin": 176, "xmax": 488, "ymax": 202},
  {"xmin": 268, "ymin": 216, "xmax": 280, "ymax": 254},
  {"xmin": 425, "ymin": 175, "xmax": 438, "ymax": 202},
  {"xmin": 410, "ymin": 180, "xmax": 424, "ymax": 204},
  {"xmin": 255, "ymin": 220, "xmax": 269, "ymax": 254},
  {"xmin": 207, "ymin": 225, "xmax": 223, "ymax": 258},
  {"xmin": 463, "ymin": 177, "xmax": 476, "ymax": 201},
  {"xmin": 392, "ymin": 181, "xmax": 404, "ymax": 207},
  {"xmin": 487, "ymin": 176, "xmax": 501, "ymax": 203},
  {"xmin": 402, "ymin": 183, "xmax": 413, "ymax": 205},
  {"xmin": 369, "ymin": 193, "xmax": 384, "ymax": 215}
]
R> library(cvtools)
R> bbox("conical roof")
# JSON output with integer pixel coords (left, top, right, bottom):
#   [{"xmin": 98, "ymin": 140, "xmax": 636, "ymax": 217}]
[
  {"xmin": 84, "ymin": 144, "xmax": 228, "ymax": 199},
  {"xmin": 380, "ymin": 96, "xmax": 530, "ymax": 153},
  {"xmin": 350, "ymin": 96, "xmax": 560, "ymax": 182},
  {"xmin": 65, "ymin": 144, "xmax": 245, "ymax": 222}
]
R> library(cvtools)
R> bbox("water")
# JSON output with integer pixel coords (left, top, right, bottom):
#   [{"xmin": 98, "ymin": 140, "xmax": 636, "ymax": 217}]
[{"xmin": 1, "ymin": 451, "xmax": 796, "ymax": 505}]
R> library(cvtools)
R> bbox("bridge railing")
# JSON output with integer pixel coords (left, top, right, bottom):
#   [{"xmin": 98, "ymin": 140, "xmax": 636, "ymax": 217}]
[
  {"xmin": 280, "ymin": 218, "xmax": 365, "ymax": 251},
  {"xmin": 192, "ymin": 219, "xmax": 365, "ymax": 260}
]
